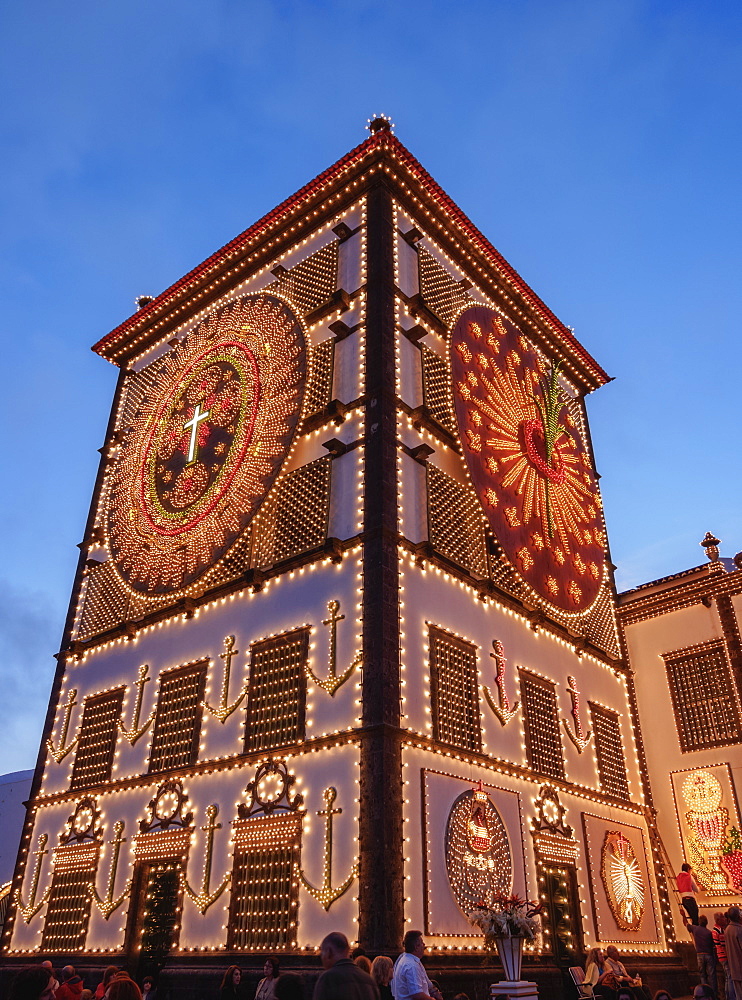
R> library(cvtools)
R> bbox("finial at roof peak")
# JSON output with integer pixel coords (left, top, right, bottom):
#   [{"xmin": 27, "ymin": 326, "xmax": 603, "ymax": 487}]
[
  {"xmin": 367, "ymin": 113, "xmax": 394, "ymax": 135},
  {"xmin": 701, "ymin": 531, "xmax": 721, "ymax": 562}
]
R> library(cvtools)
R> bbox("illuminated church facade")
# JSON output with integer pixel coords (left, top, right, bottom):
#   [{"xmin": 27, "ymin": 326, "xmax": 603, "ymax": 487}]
[{"xmin": 2, "ymin": 120, "xmax": 694, "ymax": 993}]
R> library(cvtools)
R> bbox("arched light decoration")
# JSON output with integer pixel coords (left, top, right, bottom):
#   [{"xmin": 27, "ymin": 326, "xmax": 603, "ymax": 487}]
[{"xmin": 107, "ymin": 292, "xmax": 307, "ymax": 596}]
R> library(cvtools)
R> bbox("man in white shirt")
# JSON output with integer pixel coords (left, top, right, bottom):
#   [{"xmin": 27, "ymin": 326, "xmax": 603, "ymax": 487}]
[{"xmin": 391, "ymin": 930, "xmax": 443, "ymax": 1000}]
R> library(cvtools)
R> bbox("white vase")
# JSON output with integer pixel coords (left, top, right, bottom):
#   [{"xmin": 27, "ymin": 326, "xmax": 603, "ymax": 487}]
[{"xmin": 494, "ymin": 935, "xmax": 524, "ymax": 981}]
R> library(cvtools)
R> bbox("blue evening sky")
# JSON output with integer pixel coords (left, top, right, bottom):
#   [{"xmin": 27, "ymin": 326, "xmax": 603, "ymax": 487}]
[{"xmin": 1, "ymin": 1, "xmax": 740, "ymax": 773}]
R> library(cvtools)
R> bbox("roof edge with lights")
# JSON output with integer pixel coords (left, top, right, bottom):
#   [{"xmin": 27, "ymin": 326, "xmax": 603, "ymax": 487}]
[{"xmin": 92, "ymin": 126, "xmax": 609, "ymax": 386}]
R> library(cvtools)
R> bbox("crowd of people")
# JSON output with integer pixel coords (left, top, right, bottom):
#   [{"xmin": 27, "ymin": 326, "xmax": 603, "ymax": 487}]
[
  {"xmin": 676, "ymin": 861, "xmax": 742, "ymax": 1000},
  {"xmin": 7, "ymin": 899, "xmax": 742, "ymax": 1000},
  {"xmin": 4, "ymin": 932, "xmax": 464, "ymax": 1000},
  {"xmin": 7, "ymin": 965, "xmax": 155, "ymax": 1000},
  {"xmin": 575, "ymin": 864, "xmax": 742, "ymax": 1000}
]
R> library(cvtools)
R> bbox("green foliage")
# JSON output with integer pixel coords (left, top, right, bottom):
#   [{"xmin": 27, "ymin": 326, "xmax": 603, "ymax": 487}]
[{"xmin": 722, "ymin": 827, "xmax": 742, "ymax": 856}]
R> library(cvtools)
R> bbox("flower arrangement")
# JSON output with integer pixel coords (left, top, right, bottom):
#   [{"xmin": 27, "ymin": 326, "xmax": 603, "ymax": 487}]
[
  {"xmin": 722, "ymin": 827, "xmax": 742, "ymax": 892},
  {"xmin": 469, "ymin": 892, "xmax": 543, "ymax": 942}
]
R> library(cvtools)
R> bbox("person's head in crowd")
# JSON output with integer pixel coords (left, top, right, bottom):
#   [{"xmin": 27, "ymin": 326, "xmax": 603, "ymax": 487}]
[
  {"xmin": 9, "ymin": 966, "xmax": 56, "ymax": 1000},
  {"xmin": 319, "ymin": 931, "xmax": 350, "ymax": 969},
  {"xmin": 350, "ymin": 946, "xmax": 367, "ymax": 960},
  {"xmin": 693, "ymin": 986, "xmax": 715, "ymax": 1000},
  {"xmin": 262, "ymin": 959, "xmax": 279, "ymax": 981},
  {"xmin": 698, "ymin": 914, "xmax": 708, "ymax": 927},
  {"xmin": 107, "ymin": 980, "xmax": 141, "ymax": 1000},
  {"xmin": 371, "ymin": 956, "xmax": 394, "ymax": 988},
  {"xmin": 714, "ymin": 911, "xmax": 728, "ymax": 928},
  {"xmin": 606, "ymin": 945, "xmax": 621, "ymax": 961},
  {"xmin": 728, "ymin": 905, "xmax": 742, "ymax": 923},
  {"xmin": 274, "ymin": 974, "xmax": 303, "ymax": 1000},
  {"xmin": 681, "ymin": 863, "xmax": 692, "ymax": 872},
  {"xmin": 354, "ymin": 956, "xmax": 372, "ymax": 975},
  {"xmin": 101, "ymin": 969, "xmax": 119, "ymax": 992},
  {"xmin": 140, "ymin": 980, "xmax": 154, "ymax": 998},
  {"xmin": 220, "ymin": 967, "xmax": 241, "ymax": 991},
  {"xmin": 617, "ymin": 992, "xmax": 633, "ymax": 1000},
  {"xmin": 403, "ymin": 930, "xmax": 425, "ymax": 957},
  {"xmin": 585, "ymin": 947, "xmax": 604, "ymax": 968},
  {"xmin": 652, "ymin": 991, "xmax": 672, "ymax": 1000}
]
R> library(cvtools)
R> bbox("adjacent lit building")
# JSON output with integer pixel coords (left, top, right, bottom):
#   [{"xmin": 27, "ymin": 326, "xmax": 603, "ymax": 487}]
[
  {"xmin": 618, "ymin": 536, "xmax": 742, "ymax": 935},
  {"xmin": 2, "ymin": 120, "xmax": 694, "ymax": 996}
]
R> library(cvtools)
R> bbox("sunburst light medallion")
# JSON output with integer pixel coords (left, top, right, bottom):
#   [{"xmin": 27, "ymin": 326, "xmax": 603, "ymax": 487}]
[
  {"xmin": 107, "ymin": 292, "xmax": 307, "ymax": 595},
  {"xmin": 601, "ymin": 830, "xmax": 646, "ymax": 931},
  {"xmin": 450, "ymin": 305, "xmax": 605, "ymax": 614}
]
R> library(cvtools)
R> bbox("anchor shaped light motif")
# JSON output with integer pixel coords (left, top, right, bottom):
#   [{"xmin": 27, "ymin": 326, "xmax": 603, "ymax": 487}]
[
  {"xmin": 298, "ymin": 787, "xmax": 358, "ymax": 910},
  {"xmin": 562, "ymin": 674, "xmax": 593, "ymax": 753},
  {"xmin": 482, "ymin": 640, "xmax": 521, "ymax": 726},
  {"xmin": 203, "ymin": 636, "xmax": 247, "ymax": 723},
  {"xmin": 47, "ymin": 689, "xmax": 79, "ymax": 763},
  {"xmin": 306, "ymin": 601, "xmax": 362, "ymax": 697},
  {"xmin": 118, "ymin": 665, "xmax": 156, "ymax": 745},
  {"xmin": 180, "ymin": 804, "xmax": 231, "ymax": 914},
  {"xmin": 90, "ymin": 821, "xmax": 132, "ymax": 919},
  {"xmin": 15, "ymin": 834, "xmax": 51, "ymax": 922}
]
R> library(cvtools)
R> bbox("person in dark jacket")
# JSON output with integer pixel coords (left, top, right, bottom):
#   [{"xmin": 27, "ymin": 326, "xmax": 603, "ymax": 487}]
[
  {"xmin": 314, "ymin": 932, "xmax": 379, "ymax": 1000},
  {"xmin": 9, "ymin": 967, "xmax": 56, "ymax": 1000},
  {"xmin": 689, "ymin": 915, "xmax": 718, "ymax": 990},
  {"xmin": 57, "ymin": 967, "xmax": 84, "ymax": 1000},
  {"xmin": 220, "ymin": 967, "xmax": 242, "ymax": 1000},
  {"xmin": 273, "ymin": 976, "xmax": 303, "ymax": 1000}
]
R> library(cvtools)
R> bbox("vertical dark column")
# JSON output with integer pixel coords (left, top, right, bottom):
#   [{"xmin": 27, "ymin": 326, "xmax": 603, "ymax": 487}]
[
  {"xmin": 358, "ymin": 178, "xmax": 404, "ymax": 952},
  {"xmin": 716, "ymin": 592, "xmax": 742, "ymax": 692}
]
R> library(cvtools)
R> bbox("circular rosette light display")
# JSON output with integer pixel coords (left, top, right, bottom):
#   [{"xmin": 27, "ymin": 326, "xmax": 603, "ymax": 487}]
[
  {"xmin": 601, "ymin": 831, "xmax": 646, "ymax": 931},
  {"xmin": 450, "ymin": 305, "xmax": 605, "ymax": 613},
  {"xmin": 445, "ymin": 789, "xmax": 512, "ymax": 914},
  {"xmin": 108, "ymin": 292, "xmax": 307, "ymax": 595}
]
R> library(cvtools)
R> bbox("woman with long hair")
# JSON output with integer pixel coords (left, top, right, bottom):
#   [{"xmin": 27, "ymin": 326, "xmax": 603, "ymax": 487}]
[
  {"xmin": 220, "ymin": 967, "xmax": 242, "ymax": 1000},
  {"xmin": 371, "ymin": 956, "xmax": 394, "ymax": 1000},
  {"xmin": 95, "ymin": 968, "xmax": 119, "ymax": 1000},
  {"xmin": 584, "ymin": 947, "xmax": 608, "ymax": 996}
]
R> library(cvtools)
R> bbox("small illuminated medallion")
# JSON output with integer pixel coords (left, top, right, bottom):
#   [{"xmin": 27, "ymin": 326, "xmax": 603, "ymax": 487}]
[
  {"xmin": 108, "ymin": 292, "xmax": 307, "ymax": 594},
  {"xmin": 601, "ymin": 830, "xmax": 645, "ymax": 931},
  {"xmin": 72, "ymin": 801, "xmax": 95, "ymax": 837},
  {"xmin": 154, "ymin": 787, "xmax": 181, "ymax": 824},
  {"xmin": 450, "ymin": 305, "xmax": 604, "ymax": 613}
]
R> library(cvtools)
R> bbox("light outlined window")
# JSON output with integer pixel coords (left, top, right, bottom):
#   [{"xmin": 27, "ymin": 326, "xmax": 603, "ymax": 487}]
[
  {"xmin": 228, "ymin": 840, "xmax": 299, "ymax": 951},
  {"xmin": 663, "ymin": 639, "xmax": 742, "ymax": 752},
  {"xmin": 69, "ymin": 688, "xmax": 125, "ymax": 791},
  {"xmin": 589, "ymin": 702, "xmax": 630, "ymax": 799},
  {"xmin": 428, "ymin": 625, "xmax": 482, "ymax": 753},
  {"xmin": 243, "ymin": 627, "xmax": 309, "ymax": 753},
  {"xmin": 40, "ymin": 869, "xmax": 94, "ymax": 952},
  {"xmin": 520, "ymin": 670, "xmax": 565, "ymax": 780},
  {"xmin": 148, "ymin": 661, "xmax": 207, "ymax": 774}
]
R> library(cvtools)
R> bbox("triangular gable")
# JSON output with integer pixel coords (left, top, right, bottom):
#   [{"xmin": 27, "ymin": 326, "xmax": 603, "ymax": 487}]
[{"xmin": 92, "ymin": 127, "xmax": 608, "ymax": 387}]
